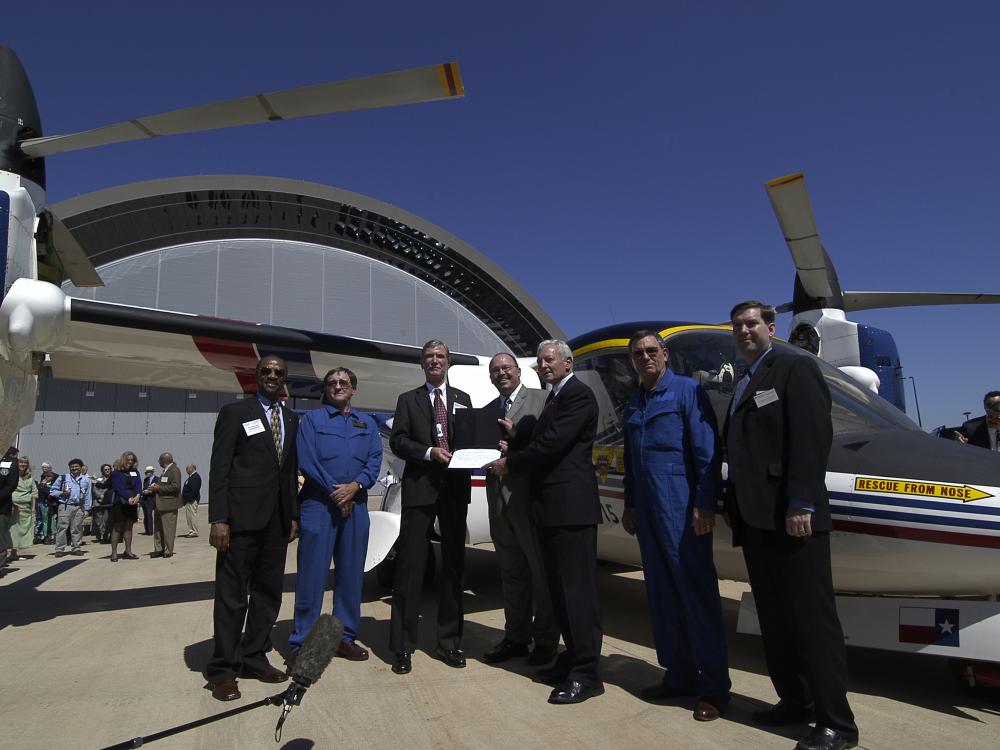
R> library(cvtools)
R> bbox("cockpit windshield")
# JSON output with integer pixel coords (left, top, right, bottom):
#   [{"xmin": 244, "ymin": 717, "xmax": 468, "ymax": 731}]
[{"xmin": 573, "ymin": 328, "xmax": 918, "ymax": 459}]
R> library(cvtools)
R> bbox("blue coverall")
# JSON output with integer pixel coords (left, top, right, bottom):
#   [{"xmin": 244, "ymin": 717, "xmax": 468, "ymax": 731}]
[
  {"xmin": 290, "ymin": 404, "xmax": 382, "ymax": 651},
  {"xmin": 623, "ymin": 369, "xmax": 731, "ymax": 702}
]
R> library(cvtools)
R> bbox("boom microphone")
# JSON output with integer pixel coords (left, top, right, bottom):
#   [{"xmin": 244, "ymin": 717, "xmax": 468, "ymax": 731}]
[
  {"xmin": 292, "ymin": 613, "xmax": 344, "ymax": 687},
  {"xmin": 273, "ymin": 614, "xmax": 344, "ymax": 740}
]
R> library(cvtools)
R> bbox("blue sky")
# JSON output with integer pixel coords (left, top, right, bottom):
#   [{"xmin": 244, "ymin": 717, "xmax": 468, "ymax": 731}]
[{"xmin": 7, "ymin": 1, "xmax": 999, "ymax": 429}]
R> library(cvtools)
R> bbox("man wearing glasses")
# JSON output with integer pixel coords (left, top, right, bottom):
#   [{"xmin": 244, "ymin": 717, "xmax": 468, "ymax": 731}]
[
  {"xmin": 290, "ymin": 367, "xmax": 382, "ymax": 664},
  {"xmin": 621, "ymin": 330, "xmax": 730, "ymax": 722},
  {"xmin": 206, "ymin": 355, "xmax": 300, "ymax": 701},
  {"xmin": 954, "ymin": 391, "xmax": 1000, "ymax": 450}
]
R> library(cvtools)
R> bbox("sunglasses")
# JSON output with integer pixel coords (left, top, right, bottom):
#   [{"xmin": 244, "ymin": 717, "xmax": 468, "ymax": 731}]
[
  {"xmin": 260, "ymin": 366, "xmax": 286, "ymax": 376},
  {"xmin": 630, "ymin": 346, "xmax": 663, "ymax": 359}
]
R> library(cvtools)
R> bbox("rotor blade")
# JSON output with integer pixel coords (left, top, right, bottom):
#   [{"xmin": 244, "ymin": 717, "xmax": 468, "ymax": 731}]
[
  {"xmin": 765, "ymin": 172, "xmax": 834, "ymax": 300},
  {"xmin": 38, "ymin": 210, "xmax": 104, "ymax": 287},
  {"xmin": 843, "ymin": 291, "xmax": 1000, "ymax": 312},
  {"xmin": 20, "ymin": 62, "xmax": 465, "ymax": 159}
]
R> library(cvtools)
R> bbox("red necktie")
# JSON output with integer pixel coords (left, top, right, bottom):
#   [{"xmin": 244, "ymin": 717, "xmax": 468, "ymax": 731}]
[{"xmin": 433, "ymin": 388, "xmax": 450, "ymax": 449}]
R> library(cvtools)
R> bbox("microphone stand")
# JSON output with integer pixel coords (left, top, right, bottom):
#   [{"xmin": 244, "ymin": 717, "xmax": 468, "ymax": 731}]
[{"xmin": 99, "ymin": 681, "xmax": 308, "ymax": 749}]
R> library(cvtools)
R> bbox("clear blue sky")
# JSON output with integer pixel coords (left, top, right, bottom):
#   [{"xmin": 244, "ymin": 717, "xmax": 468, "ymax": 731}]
[{"xmin": 7, "ymin": 1, "xmax": 999, "ymax": 429}]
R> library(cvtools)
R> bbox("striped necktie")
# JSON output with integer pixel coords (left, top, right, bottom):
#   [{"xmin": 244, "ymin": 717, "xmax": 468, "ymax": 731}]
[{"xmin": 270, "ymin": 401, "xmax": 283, "ymax": 465}]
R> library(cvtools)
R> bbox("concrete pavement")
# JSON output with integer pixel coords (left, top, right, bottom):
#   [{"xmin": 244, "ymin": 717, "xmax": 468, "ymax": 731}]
[{"xmin": 2, "ymin": 531, "xmax": 997, "ymax": 750}]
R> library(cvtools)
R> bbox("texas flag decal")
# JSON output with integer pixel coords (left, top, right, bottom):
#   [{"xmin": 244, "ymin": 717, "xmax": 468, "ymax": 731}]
[{"xmin": 898, "ymin": 607, "xmax": 960, "ymax": 647}]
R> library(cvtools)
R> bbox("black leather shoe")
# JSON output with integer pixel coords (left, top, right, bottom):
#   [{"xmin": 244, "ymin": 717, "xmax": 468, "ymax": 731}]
[
  {"xmin": 435, "ymin": 648, "xmax": 467, "ymax": 668},
  {"xmin": 211, "ymin": 678, "xmax": 241, "ymax": 701},
  {"xmin": 527, "ymin": 645, "xmax": 557, "ymax": 666},
  {"xmin": 241, "ymin": 663, "xmax": 288, "ymax": 683},
  {"xmin": 548, "ymin": 680, "xmax": 605, "ymax": 705},
  {"xmin": 693, "ymin": 698, "xmax": 726, "ymax": 722},
  {"xmin": 640, "ymin": 681, "xmax": 696, "ymax": 701},
  {"xmin": 795, "ymin": 726, "xmax": 858, "ymax": 750},
  {"xmin": 482, "ymin": 639, "xmax": 529, "ymax": 664},
  {"xmin": 392, "ymin": 651, "xmax": 412, "ymax": 674},
  {"xmin": 752, "ymin": 701, "xmax": 814, "ymax": 726}
]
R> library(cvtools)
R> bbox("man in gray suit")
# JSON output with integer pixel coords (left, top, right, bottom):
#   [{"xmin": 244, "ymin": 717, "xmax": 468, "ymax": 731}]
[{"xmin": 482, "ymin": 353, "xmax": 559, "ymax": 666}]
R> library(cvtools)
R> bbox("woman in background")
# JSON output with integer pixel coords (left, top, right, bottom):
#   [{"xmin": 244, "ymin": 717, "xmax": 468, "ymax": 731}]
[
  {"xmin": 109, "ymin": 451, "xmax": 142, "ymax": 562},
  {"xmin": 10, "ymin": 455, "xmax": 37, "ymax": 556},
  {"xmin": 91, "ymin": 463, "xmax": 113, "ymax": 544}
]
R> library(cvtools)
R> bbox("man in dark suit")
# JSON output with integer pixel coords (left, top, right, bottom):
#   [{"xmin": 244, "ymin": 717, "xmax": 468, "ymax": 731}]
[
  {"xmin": 724, "ymin": 301, "xmax": 857, "ymax": 750},
  {"xmin": 481, "ymin": 353, "xmax": 558, "ymax": 666},
  {"xmin": 388, "ymin": 340, "xmax": 472, "ymax": 675},
  {"xmin": 140, "ymin": 466, "xmax": 156, "ymax": 535},
  {"xmin": 954, "ymin": 391, "xmax": 1000, "ymax": 450},
  {"xmin": 488, "ymin": 339, "xmax": 604, "ymax": 705},
  {"xmin": 182, "ymin": 464, "xmax": 202, "ymax": 537},
  {"xmin": 206, "ymin": 355, "xmax": 300, "ymax": 701}
]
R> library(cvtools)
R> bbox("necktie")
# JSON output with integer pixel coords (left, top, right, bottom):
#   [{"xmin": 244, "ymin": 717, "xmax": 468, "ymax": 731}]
[
  {"xmin": 730, "ymin": 372, "xmax": 749, "ymax": 415},
  {"xmin": 270, "ymin": 401, "xmax": 283, "ymax": 464},
  {"xmin": 503, "ymin": 395, "xmax": 512, "ymax": 413},
  {"xmin": 544, "ymin": 390, "xmax": 555, "ymax": 408},
  {"xmin": 433, "ymin": 388, "xmax": 450, "ymax": 449}
]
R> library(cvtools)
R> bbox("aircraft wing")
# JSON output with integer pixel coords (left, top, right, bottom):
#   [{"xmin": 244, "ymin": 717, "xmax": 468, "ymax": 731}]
[
  {"xmin": 0, "ymin": 278, "xmax": 480, "ymax": 411},
  {"xmin": 842, "ymin": 290, "xmax": 1000, "ymax": 312}
]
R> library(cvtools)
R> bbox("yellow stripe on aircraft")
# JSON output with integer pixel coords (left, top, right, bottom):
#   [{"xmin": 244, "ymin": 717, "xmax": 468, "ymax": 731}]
[
  {"xmin": 437, "ymin": 62, "xmax": 465, "ymax": 97},
  {"xmin": 854, "ymin": 476, "xmax": 993, "ymax": 503},
  {"xmin": 572, "ymin": 324, "xmax": 733, "ymax": 358}
]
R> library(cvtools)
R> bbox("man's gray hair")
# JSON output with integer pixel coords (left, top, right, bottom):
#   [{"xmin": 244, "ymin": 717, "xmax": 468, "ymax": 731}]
[{"xmin": 537, "ymin": 339, "xmax": 573, "ymax": 359}]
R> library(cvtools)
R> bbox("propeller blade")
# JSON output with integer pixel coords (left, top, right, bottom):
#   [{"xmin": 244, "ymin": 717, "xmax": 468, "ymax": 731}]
[
  {"xmin": 36, "ymin": 210, "xmax": 104, "ymax": 287},
  {"xmin": 765, "ymin": 172, "xmax": 834, "ymax": 300},
  {"xmin": 19, "ymin": 62, "xmax": 465, "ymax": 159},
  {"xmin": 843, "ymin": 291, "xmax": 1000, "ymax": 312}
]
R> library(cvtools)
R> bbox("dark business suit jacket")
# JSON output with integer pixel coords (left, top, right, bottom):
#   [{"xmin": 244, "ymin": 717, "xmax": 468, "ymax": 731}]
[
  {"xmin": 209, "ymin": 396, "xmax": 299, "ymax": 533},
  {"xmin": 724, "ymin": 351, "xmax": 832, "ymax": 538},
  {"xmin": 506, "ymin": 375, "xmax": 601, "ymax": 527},
  {"xmin": 389, "ymin": 384, "xmax": 472, "ymax": 508},
  {"xmin": 960, "ymin": 417, "xmax": 992, "ymax": 450}
]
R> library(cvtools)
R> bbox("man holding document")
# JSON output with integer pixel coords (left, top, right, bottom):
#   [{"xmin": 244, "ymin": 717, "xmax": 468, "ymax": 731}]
[
  {"xmin": 388, "ymin": 339, "xmax": 472, "ymax": 675},
  {"xmin": 480, "ymin": 353, "xmax": 559, "ymax": 666}
]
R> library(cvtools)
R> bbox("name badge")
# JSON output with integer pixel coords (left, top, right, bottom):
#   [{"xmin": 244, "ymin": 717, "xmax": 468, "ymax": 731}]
[
  {"xmin": 0, "ymin": 461, "xmax": 11, "ymax": 469},
  {"xmin": 754, "ymin": 388, "xmax": 779, "ymax": 408},
  {"xmin": 453, "ymin": 402, "xmax": 466, "ymax": 413},
  {"xmin": 129, "ymin": 471, "xmax": 138, "ymax": 477},
  {"xmin": 352, "ymin": 418, "xmax": 366, "ymax": 429},
  {"xmin": 243, "ymin": 418, "xmax": 266, "ymax": 436},
  {"xmin": 161, "ymin": 476, "xmax": 169, "ymax": 483}
]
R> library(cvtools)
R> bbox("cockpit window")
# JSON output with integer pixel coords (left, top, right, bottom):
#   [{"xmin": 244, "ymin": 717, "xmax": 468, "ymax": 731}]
[{"xmin": 574, "ymin": 329, "xmax": 918, "ymax": 446}]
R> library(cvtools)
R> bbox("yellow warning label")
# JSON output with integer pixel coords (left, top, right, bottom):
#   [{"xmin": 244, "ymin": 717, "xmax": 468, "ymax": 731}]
[{"xmin": 854, "ymin": 476, "xmax": 993, "ymax": 503}]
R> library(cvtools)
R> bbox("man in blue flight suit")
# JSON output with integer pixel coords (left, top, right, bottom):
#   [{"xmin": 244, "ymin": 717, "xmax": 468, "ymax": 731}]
[
  {"xmin": 290, "ymin": 367, "xmax": 383, "ymax": 662},
  {"xmin": 621, "ymin": 330, "xmax": 730, "ymax": 722}
]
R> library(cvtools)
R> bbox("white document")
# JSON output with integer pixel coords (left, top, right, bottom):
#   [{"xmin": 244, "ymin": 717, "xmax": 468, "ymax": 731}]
[
  {"xmin": 453, "ymin": 402, "xmax": 467, "ymax": 413},
  {"xmin": 243, "ymin": 418, "xmax": 266, "ymax": 436},
  {"xmin": 754, "ymin": 388, "xmax": 779, "ymax": 408},
  {"xmin": 448, "ymin": 448, "xmax": 501, "ymax": 469}
]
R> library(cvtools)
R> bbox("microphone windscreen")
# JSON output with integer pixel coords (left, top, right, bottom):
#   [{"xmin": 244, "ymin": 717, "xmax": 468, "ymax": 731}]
[{"xmin": 292, "ymin": 614, "xmax": 343, "ymax": 685}]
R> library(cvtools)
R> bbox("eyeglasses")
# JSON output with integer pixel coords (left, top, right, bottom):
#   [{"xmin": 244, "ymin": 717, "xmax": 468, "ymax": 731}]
[
  {"xmin": 987, "ymin": 402, "xmax": 1000, "ymax": 413},
  {"xmin": 630, "ymin": 347, "xmax": 662, "ymax": 359},
  {"xmin": 489, "ymin": 364, "xmax": 517, "ymax": 374},
  {"xmin": 325, "ymin": 379, "xmax": 354, "ymax": 389},
  {"xmin": 260, "ymin": 366, "xmax": 286, "ymax": 376}
]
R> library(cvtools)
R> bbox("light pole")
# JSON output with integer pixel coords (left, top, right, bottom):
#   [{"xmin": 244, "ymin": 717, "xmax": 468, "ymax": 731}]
[{"xmin": 906, "ymin": 376, "xmax": 923, "ymax": 428}]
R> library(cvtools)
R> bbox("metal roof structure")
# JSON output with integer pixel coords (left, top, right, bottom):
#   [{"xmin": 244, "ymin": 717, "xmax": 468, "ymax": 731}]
[{"xmin": 53, "ymin": 175, "xmax": 564, "ymax": 355}]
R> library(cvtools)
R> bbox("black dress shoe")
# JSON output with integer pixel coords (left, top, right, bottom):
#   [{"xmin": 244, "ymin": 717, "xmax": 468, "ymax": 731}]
[
  {"xmin": 639, "ymin": 681, "xmax": 696, "ymax": 701},
  {"xmin": 795, "ymin": 726, "xmax": 858, "ymax": 750},
  {"xmin": 149, "ymin": 551, "xmax": 163, "ymax": 558},
  {"xmin": 241, "ymin": 663, "xmax": 288, "ymax": 683},
  {"xmin": 527, "ymin": 645, "xmax": 557, "ymax": 666},
  {"xmin": 392, "ymin": 651, "xmax": 412, "ymax": 674},
  {"xmin": 435, "ymin": 648, "xmax": 467, "ymax": 668},
  {"xmin": 693, "ymin": 698, "xmax": 726, "ymax": 722},
  {"xmin": 548, "ymin": 680, "xmax": 605, "ymax": 705},
  {"xmin": 211, "ymin": 678, "xmax": 241, "ymax": 701},
  {"xmin": 752, "ymin": 701, "xmax": 815, "ymax": 726},
  {"xmin": 482, "ymin": 639, "xmax": 529, "ymax": 664}
]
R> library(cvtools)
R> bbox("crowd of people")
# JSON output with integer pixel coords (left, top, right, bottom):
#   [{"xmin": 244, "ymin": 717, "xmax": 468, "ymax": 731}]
[
  {"xmin": 0, "ymin": 450, "xmax": 202, "ymax": 570},
  {"xmin": 203, "ymin": 299, "xmax": 862, "ymax": 750}
]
